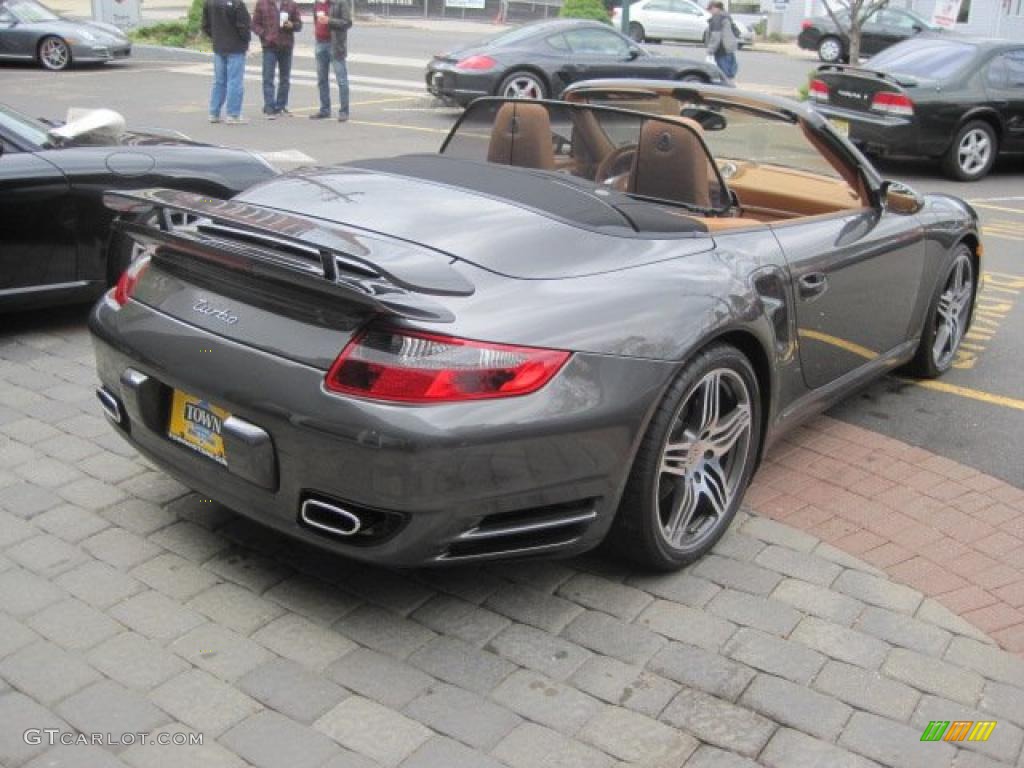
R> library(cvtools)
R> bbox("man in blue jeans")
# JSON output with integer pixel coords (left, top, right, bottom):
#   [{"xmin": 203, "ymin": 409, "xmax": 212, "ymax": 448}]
[
  {"xmin": 252, "ymin": 0, "xmax": 302, "ymax": 118},
  {"xmin": 310, "ymin": 0, "xmax": 351, "ymax": 121},
  {"xmin": 202, "ymin": 0, "xmax": 252, "ymax": 124}
]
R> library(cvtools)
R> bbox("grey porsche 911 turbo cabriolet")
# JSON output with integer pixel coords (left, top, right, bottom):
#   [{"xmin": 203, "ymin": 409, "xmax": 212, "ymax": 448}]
[{"xmin": 89, "ymin": 82, "xmax": 980, "ymax": 571}]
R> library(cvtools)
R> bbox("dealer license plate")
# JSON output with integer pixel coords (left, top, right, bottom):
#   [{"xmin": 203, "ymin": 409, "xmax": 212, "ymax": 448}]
[
  {"xmin": 167, "ymin": 389, "xmax": 230, "ymax": 465},
  {"xmin": 829, "ymin": 118, "xmax": 850, "ymax": 138}
]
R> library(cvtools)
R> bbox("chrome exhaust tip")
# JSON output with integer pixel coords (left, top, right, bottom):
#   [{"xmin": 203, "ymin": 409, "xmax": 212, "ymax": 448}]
[
  {"xmin": 96, "ymin": 387, "xmax": 123, "ymax": 425},
  {"xmin": 300, "ymin": 498, "xmax": 362, "ymax": 537}
]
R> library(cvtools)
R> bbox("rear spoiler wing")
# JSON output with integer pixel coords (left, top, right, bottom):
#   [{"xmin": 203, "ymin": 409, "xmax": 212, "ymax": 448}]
[
  {"xmin": 815, "ymin": 64, "xmax": 919, "ymax": 88},
  {"xmin": 104, "ymin": 188, "xmax": 473, "ymax": 323}
]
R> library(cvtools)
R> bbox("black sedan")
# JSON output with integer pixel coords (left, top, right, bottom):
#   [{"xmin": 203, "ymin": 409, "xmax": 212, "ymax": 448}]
[
  {"xmin": 797, "ymin": 6, "xmax": 938, "ymax": 63},
  {"xmin": 0, "ymin": 0, "xmax": 131, "ymax": 70},
  {"xmin": 425, "ymin": 19, "xmax": 724, "ymax": 107},
  {"xmin": 0, "ymin": 104, "xmax": 278, "ymax": 311},
  {"xmin": 90, "ymin": 82, "xmax": 978, "ymax": 570},
  {"xmin": 809, "ymin": 36, "xmax": 1024, "ymax": 181}
]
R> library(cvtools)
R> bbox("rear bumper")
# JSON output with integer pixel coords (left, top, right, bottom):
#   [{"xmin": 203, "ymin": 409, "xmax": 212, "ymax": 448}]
[
  {"xmin": 796, "ymin": 29, "xmax": 822, "ymax": 52},
  {"xmin": 89, "ymin": 295, "xmax": 673, "ymax": 566},
  {"xmin": 425, "ymin": 63, "xmax": 494, "ymax": 105},
  {"xmin": 811, "ymin": 103, "xmax": 920, "ymax": 157}
]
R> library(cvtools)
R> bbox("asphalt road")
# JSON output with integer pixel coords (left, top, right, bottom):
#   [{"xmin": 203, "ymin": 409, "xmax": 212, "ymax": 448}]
[{"xmin": 1, "ymin": 28, "xmax": 1021, "ymax": 486}]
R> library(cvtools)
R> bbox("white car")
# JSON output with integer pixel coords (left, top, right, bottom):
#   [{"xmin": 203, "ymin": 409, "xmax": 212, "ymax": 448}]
[{"xmin": 612, "ymin": 0, "xmax": 754, "ymax": 48}]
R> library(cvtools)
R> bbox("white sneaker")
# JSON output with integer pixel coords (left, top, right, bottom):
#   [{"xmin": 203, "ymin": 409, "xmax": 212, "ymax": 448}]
[{"xmin": 225, "ymin": 116, "xmax": 249, "ymax": 125}]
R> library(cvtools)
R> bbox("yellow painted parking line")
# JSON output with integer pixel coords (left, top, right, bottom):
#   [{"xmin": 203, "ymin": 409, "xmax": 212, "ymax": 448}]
[
  {"xmin": 346, "ymin": 119, "xmax": 450, "ymax": 135},
  {"xmin": 973, "ymin": 202, "xmax": 1024, "ymax": 215},
  {"xmin": 910, "ymin": 379, "xmax": 1024, "ymax": 412},
  {"xmin": 797, "ymin": 329, "xmax": 876, "ymax": 360},
  {"xmin": 352, "ymin": 95, "xmax": 422, "ymax": 107}
]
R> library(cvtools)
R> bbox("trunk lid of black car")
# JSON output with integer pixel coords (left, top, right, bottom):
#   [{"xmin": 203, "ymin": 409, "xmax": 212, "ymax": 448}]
[{"xmin": 815, "ymin": 65, "xmax": 919, "ymax": 113}]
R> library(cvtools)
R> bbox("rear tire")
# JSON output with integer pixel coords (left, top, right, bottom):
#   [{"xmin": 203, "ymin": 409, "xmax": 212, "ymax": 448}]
[
  {"xmin": 608, "ymin": 343, "xmax": 762, "ymax": 571},
  {"xmin": 817, "ymin": 35, "xmax": 843, "ymax": 63},
  {"xmin": 679, "ymin": 72, "xmax": 709, "ymax": 83},
  {"xmin": 628, "ymin": 22, "xmax": 645, "ymax": 42},
  {"xmin": 498, "ymin": 71, "xmax": 547, "ymax": 100},
  {"xmin": 905, "ymin": 244, "xmax": 975, "ymax": 379},
  {"xmin": 942, "ymin": 120, "xmax": 997, "ymax": 182}
]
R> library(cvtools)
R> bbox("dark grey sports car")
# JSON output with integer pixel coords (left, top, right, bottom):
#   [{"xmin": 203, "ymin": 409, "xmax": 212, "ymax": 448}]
[
  {"xmin": 0, "ymin": 0, "xmax": 130, "ymax": 70},
  {"xmin": 90, "ymin": 82, "xmax": 979, "ymax": 570},
  {"xmin": 426, "ymin": 19, "xmax": 725, "ymax": 107},
  {"xmin": 1, "ymin": 103, "xmax": 277, "ymax": 310}
]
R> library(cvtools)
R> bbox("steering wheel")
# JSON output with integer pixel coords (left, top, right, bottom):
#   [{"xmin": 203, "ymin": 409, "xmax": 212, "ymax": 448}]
[{"xmin": 595, "ymin": 145, "xmax": 637, "ymax": 189}]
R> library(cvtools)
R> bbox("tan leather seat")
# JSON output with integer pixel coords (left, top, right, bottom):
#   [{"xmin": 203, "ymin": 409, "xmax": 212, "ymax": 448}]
[
  {"xmin": 628, "ymin": 117, "xmax": 711, "ymax": 209},
  {"xmin": 487, "ymin": 102, "xmax": 556, "ymax": 171}
]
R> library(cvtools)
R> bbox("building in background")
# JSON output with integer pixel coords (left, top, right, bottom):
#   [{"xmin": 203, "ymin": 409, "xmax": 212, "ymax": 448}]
[{"xmin": 768, "ymin": 0, "xmax": 1024, "ymax": 39}]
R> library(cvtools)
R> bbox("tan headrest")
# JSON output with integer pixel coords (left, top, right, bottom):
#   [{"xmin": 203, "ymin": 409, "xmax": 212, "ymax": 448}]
[
  {"xmin": 487, "ymin": 102, "xmax": 556, "ymax": 171},
  {"xmin": 629, "ymin": 117, "xmax": 711, "ymax": 209}
]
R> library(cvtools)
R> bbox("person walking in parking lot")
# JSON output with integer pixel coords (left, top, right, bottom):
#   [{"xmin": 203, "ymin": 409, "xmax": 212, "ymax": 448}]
[
  {"xmin": 706, "ymin": 0, "xmax": 739, "ymax": 84},
  {"xmin": 310, "ymin": 0, "xmax": 351, "ymax": 121},
  {"xmin": 252, "ymin": 0, "xmax": 302, "ymax": 118},
  {"xmin": 203, "ymin": 0, "xmax": 252, "ymax": 124}
]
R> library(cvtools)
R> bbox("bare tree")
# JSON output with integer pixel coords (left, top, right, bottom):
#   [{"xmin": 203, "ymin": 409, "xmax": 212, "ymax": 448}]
[{"xmin": 821, "ymin": 0, "xmax": 890, "ymax": 65}]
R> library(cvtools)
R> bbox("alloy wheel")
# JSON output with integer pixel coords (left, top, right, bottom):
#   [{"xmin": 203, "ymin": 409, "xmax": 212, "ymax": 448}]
[
  {"xmin": 932, "ymin": 251, "xmax": 973, "ymax": 370},
  {"xmin": 39, "ymin": 37, "xmax": 70, "ymax": 70},
  {"xmin": 502, "ymin": 74, "xmax": 545, "ymax": 100},
  {"xmin": 656, "ymin": 368, "xmax": 753, "ymax": 552},
  {"xmin": 957, "ymin": 128, "xmax": 992, "ymax": 178}
]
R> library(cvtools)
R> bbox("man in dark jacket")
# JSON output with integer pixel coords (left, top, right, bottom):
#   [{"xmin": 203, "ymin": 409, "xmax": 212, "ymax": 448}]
[
  {"xmin": 705, "ymin": 1, "xmax": 739, "ymax": 84},
  {"xmin": 202, "ymin": 0, "xmax": 252, "ymax": 123},
  {"xmin": 252, "ymin": 0, "xmax": 302, "ymax": 118},
  {"xmin": 310, "ymin": 0, "xmax": 351, "ymax": 121}
]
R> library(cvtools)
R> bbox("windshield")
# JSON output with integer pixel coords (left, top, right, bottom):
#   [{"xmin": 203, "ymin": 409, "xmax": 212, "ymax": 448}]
[
  {"xmin": 442, "ymin": 99, "xmax": 729, "ymax": 213},
  {"xmin": 4, "ymin": 0, "xmax": 60, "ymax": 22},
  {"xmin": 0, "ymin": 104, "xmax": 52, "ymax": 148},
  {"xmin": 574, "ymin": 91, "xmax": 842, "ymax": 180},
  {"xmin": 870, "ymin": 39, "xmax": 976, "ymax": 80}
]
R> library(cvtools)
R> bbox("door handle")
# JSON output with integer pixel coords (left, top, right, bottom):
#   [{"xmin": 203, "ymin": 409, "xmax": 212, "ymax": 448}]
[{"xmin": 799, "ymin": 272, "xmax": 828, "ymax": 299}]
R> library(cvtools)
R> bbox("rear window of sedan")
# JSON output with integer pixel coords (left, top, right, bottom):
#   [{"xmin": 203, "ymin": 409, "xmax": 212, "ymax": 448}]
[{"xmin": 869, "ymin": 39, "xmax": 977, "ymax": 80}]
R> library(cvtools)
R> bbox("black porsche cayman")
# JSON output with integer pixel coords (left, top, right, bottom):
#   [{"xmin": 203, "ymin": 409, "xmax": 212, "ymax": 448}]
[{"xmin": 90, "ymin": 82, "xmax": 980, "ymax": 570}]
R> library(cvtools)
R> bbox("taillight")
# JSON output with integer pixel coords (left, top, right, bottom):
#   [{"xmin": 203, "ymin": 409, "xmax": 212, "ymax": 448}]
[
  {"xmin": 325, "ymin": 327, "xmax": 570, "ymax": 403},
  {"xmin": 871, "ymin": 91, "xmax": 914, "ymax": 116},
  {"xmin": 111, "ymin": 254, "xmax": 150, "ymax": 307},
  {"xmin": 809, "ymin": 78, "xmax": 829, "ymax": 102},
  {"xmin": 801, "ymin": 20, "xmax": 813, "ymax": 30},
  {"xmin": 455, "ymin": 55, "xmax": 497, "ymax": 71}
]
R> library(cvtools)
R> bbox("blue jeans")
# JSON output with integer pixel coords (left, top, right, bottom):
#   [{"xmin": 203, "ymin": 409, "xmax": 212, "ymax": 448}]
[
  {"xmin": 715, "ymin": 51, "xmax": 738, "ymax": 80},
  {"xmin": 262, "ymin": 46, "xmax": 293, "ymax": 113},
  {"xmin": 210, "ymin": 52, "xmax": 245, "ymax": 118},
  {"xmin": 315, "ymin": 41, "xmax": 332, "ymax": 115},
  {"xmin": 333, "ymin": 58, "xmax": 350, "ymax": 117}
]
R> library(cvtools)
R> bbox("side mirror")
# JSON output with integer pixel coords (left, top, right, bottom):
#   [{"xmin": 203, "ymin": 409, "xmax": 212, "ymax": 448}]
[
  {"xmin": 627, "ymin": 46, "xmax": 641, "ymax": 60},
  {"xmin": 882, "ymin": 180, "xmax": 923, "ymax": 215},
  {"xmin": 911, "ymin": 23, "xmax": 923, "ymax": 32}
]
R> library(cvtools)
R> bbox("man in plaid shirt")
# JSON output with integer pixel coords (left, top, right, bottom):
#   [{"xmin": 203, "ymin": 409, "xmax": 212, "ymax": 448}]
[{"xmin": 251, "ymin": 0, "xmax": 302, "ymax": 118}]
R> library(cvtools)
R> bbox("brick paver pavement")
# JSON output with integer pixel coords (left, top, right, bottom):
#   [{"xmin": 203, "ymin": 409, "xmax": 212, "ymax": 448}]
[
  {"xmin": 748, "ymin": 417, "xmax": 1024, "ymax": 654},
  {"xmin": 1, "ymin": 323, "xmax": 1023, "ymax": 767}
]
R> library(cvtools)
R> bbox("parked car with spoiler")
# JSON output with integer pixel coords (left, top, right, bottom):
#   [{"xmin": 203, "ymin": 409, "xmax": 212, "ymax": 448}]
[
  {"xmin": 91, "ymin": 81, "xmax": 979, "ymax": 570},
  {"xmin": 808, "ymin": 36, "xmax": 1024, "ymax": 181},
  {"xmin": 0, "ymin": 104, "xmax": 278, "ymax": 311}
]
